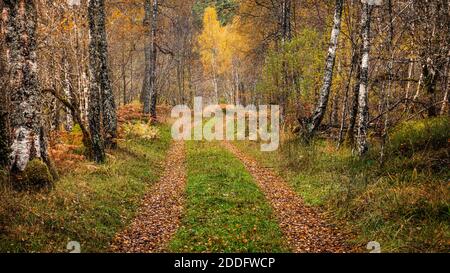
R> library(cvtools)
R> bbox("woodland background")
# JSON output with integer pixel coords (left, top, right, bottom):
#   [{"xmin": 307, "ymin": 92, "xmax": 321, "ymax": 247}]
[{"xmin": 0, "ymin": 0, "xmax": 448, "ymax": 253}]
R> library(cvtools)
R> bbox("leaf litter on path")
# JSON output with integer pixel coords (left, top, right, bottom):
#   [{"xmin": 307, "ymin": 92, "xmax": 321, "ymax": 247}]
[
  {"xmin": 111, "ymin": 141, "xmax": 187, "ymax": 253},
  {"xmin": 222, "ymin": 141, "xmax": 354, "ymax": 253}
]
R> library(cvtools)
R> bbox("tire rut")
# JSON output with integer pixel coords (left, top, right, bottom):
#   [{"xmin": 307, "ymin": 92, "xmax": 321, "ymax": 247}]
[{"xmin": 111, "ymin": 141, "xmax": 187, "ymax": 253}]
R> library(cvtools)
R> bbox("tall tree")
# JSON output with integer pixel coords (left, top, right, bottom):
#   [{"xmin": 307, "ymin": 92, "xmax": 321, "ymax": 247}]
[
  {"xmin": 345, "ymin": 45, "xmax": 362, "ymax": 146},
  {"xmin": 306, "ymin": 0, "xmax": 344, "ymax": 139},
  {"xmin": 87, "ymin": 0, "xmax": 107, "ymax": 163},
  {"xmin": 197, "ymin": 7, "xmax": 224, "ymax": 102},
  {"xmin": 356, "ymin": 1, "xmax": 374, "ymax": 156},
  {"xmin": 279, "ymin": 0, "xmax": 292, "ymax": 120},
  {"xmin": 379, "ymin": 0, "xmax": 394, "ymax": 164},
  {"xmin": 0, "ymin": 0, "xmax": 10, "ymax": 168},
  {"xmin": 143, "ymin": 0, "xmax": 159, "ymax": 120},
  {"xmin": 4, "ymin": 0, "xmax": 53, "ymax": 183},
  {"xmin": 97, "ymin": 0, "xmax": 117, "ymax": 148}
]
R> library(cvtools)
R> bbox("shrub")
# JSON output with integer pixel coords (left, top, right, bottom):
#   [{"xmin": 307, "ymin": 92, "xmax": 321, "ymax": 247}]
[
  {"xmin": 122, "ymin": 122, "xmax": 160, "ymax": 141},
  {"xmin": 389, "ymin": 117, "xmax": 450, "ymax": 155}
]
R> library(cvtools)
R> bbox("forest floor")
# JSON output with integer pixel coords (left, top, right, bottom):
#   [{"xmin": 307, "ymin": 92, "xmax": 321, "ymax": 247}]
[
  {"xmin": 0, "ymin": 103, "xmax": 172, "ymax": 252},
  {"xmin": 0, "ymin": 123, "xmax": 173, "ymax": 252},
  {"xmin": 169, "ymin": 141, "xmax": 287, "ymax": 252},
  {"xmin": 112, "ymin": 139, "xmax": 353, "ymax": 253},
  {"xmin": 111, "ymin": 141, "xmax": 187, "ymax": 253},
  {"xmin": 232, "ymin": 135, "xmax": 449, "ymax": 253},
  {"xmin": 0, "ymin": 104, "xmax": 448, "ymax": 253},
  {"xmin": 221, "ymin": 141, "xmax": 352, "ymax": 253}
]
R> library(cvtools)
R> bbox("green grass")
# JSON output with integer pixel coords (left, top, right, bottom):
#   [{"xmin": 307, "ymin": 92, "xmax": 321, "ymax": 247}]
[
  {"xmin": 232, "ymin": 139, "xmax": 346, "ymax": 206},
  {"xmin": 169, "ymin": 141, "xmax": 288, "ymax": 253},
  {"xmin": 0, "ymin": 124, "xmax": 172, "ymax": 253},
  {"xmin": 232, "ymin": 135, "xmax": 449, "ymax": 253}
]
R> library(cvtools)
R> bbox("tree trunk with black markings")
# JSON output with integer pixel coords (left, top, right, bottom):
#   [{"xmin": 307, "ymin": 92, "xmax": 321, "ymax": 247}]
[
  {"xmin": 143, "ymin": 0, "xmax": 158, "ymax": 121},
  {"xmin": 0, "ymin": 0, "xmax": 10, "ymax": 168},
  {"xmin": 345, "ymin": 45, "xmax": 362, "ymax": 146},
  {"xmin": 356, "ymin": 3, "xmax": 373, "ymax": 156},
  {"xmin": 97, "ymin": 0, "xmax": 117, "ymax": 148},
  {"xmin": 4, "ymin": 0, "xmax": 55, "ymax": 185},
  {"xmin": 306, "ymin": 0, "xmax": 344, "ymax": 139},
  {"xmin": 88, "ymin": 0, "xmax": 106, "ymax": 163}
]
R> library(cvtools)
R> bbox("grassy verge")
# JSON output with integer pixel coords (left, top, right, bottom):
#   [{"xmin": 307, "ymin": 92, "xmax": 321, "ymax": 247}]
[
  {"xmin": 233, "ymin": 132, "xmax": 449, "ymax": 253},
  {"xmin": 169, "ymin": 141, "xmax": 288, "ymax": 253},
  {"xmin": 0, "ymin": 124, "xmax": 172, "ymax": 253}
]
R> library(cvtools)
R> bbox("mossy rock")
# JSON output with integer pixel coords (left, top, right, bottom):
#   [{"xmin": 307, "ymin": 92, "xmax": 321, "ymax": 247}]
[{"xmin": 15, "ymin": 159, "xmax": 54, "ymax": 190}]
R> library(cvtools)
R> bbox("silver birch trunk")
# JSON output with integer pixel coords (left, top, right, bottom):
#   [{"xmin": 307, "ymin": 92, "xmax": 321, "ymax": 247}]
[
  {"xmin": 306, "ymin": 0, "xmax": 344, "ymax": 138},
  {"xmin": 142, "ymin": 0, "xmax": 151, "ymax": 113},
  {"xmin": 5, "ymin": 0, "xmax": 50, "ymax": 174},
  {"xmin": 0, "ymin": 0, "xmax": 10, "ymax": 167},
  {"xmin": 97, "ymin": 0, "xmax": 117, "ymax": 147},
  {"xmin": 211, "ymin": 51, "xmax": 219, "ymax": 103},
  {"xmin": 149, "ymin": 0, "xmax": 158, "ymax": 120},
  {"xmin": 356, "ymin": 3, "xmax": 373, "ymax": 156},
  {"xmin": 62, "ymin": 53, "xmax": 73, "ymax": 132},
  {"xmin": 87, "ymin": 0, "xmax": 105, "ymax": 163},
  {"xmin": 337, "ymin": 49, "xmax": 357, "ymax": 147},
  {"xmin": 81, "ymin": 71, "xmax": 89, "ymax": 123},
  {"xmin": 143, "ymin": 0, "xmax": 158, "ymax": 120},
  {"xmin": 380, "ymin": 0, "xmax": 394, "ymax": 165},
  {"xmin": 440, "ymin": 58, "xmax": 449, "ymax": 115}
]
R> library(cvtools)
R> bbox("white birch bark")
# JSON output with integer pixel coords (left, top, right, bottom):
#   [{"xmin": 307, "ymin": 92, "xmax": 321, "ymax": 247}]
[
  {"xmin": 5, "ymin": 0, "xmax": 49, "ymax": 173},
  {"xmin": 356, "ymin": 3, "xmax": 373, "ymax": 156},
  {"xmin": 307, "ymin": 0, "xmax": 344, "ymax": 138},
  {"xmin": 63, "ymin": 54, "xmax": 73, "ymax": 132}
]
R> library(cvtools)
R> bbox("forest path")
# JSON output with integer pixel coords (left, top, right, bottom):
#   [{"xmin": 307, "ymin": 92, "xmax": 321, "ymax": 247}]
[
  {"xmin": 221, "ymin": 141, "xmax": 352, "ymax": 253},
  {"xmin": 111, "ymin": 141, "xmax": 187, "ymax": 253}
]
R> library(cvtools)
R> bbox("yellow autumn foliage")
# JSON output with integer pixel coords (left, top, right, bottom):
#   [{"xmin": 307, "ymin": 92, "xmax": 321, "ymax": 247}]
[{"xmin": 197, "ymin": 7, "xmax": 248, "ymax": 76}]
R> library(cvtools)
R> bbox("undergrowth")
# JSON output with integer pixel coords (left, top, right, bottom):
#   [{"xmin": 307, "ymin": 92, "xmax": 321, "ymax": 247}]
[
  {"xmin": 0, "ymin": 124, "xmax": 172, "ymax": 253},
  {"xmin": 233, "ymin": 117, "xmax": 449, "ymax": 252}
]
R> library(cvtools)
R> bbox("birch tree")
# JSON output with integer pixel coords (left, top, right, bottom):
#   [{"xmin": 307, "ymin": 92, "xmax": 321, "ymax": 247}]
[
  {"xmin": 356, "ymin": 0, "xmax": 376, "ymax": 156},
  {"xmin": 4, "ymin": 0, "xmax": 54, "ymax": 183},
  {"xmin": 346, "ymin": 44, "xmax": 362, "ymax": 146},
  {"xmin": 88, "ymin": 0, "xmax": 106, "ymax": 163},
  {"xmin": 380, "ymin": 0, "xmax": 394, "ymax": 164},
  {"xmin": 97, "ymin": 0, "xmax": 117, "ymax": 148},
  {"xmin": 62, "ymin": 49, "xmax": 74, "ymax": 132},
  {"xmin": 197, "ymin": 7, "xmax": 224, "ymax": 103},
  {"xmin": 0, "ymin": 0, "xmax": 10, "ymax": 168},
  {"xmin": 279, "ymin": 0, "xmax": 292, "ymax": 120},
  {"xmin": 306, "ymin": 0, "xmax": 344, "ymax": 139},
  {"xmin": 143, "ymin": 0, "xmax": 159, "ymax": 120}
]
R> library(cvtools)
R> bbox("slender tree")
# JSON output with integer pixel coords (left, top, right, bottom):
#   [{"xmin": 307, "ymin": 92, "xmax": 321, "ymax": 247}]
[
  {"xmin": 345, "ymin": 44, "xmax": 362, "ymax": 146},
  {"xmin": 356, "ymin": 1, "xmax": 374, "ymax": 156},
  {"xmin": 143, "ymin": 0, "xmax": 159, "ymax": 121},
  {"xmin": 62, "ymin": 49, "xmax": 74, "ymax": 132},
  {"xmin": 279, "ymin": 0, "xmax": 292, "ymax": 121},
  {"xmin": 380, "ymin": 0, "xmax": 394, "ymax": 164},
  {"xmin": 88, "ymin": 0, "xmax": 106, "ymax": 163},
  {"xmin": 141, "ymin": 0, "xmax": 151, "ymax": 105},
  {"xmin": 97, "ymin": 0, "xmax": 117, "ymax": 148},
  {"xmin": 337, "ymin": 49, "xmax": 357, "ymax": 147},
  {"xmin": 0, "ymin": 0, "xmax": 10, "ymax": 168},
  {"xmin": 306, "ymin": 0, "xmax": 344, "ymax": 139}
]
